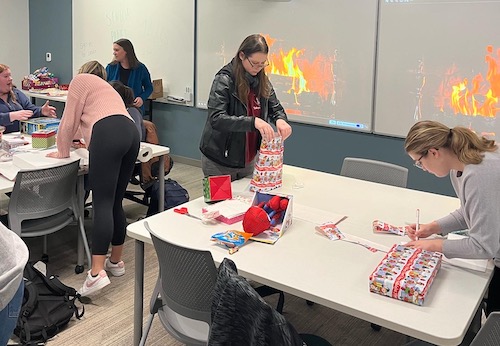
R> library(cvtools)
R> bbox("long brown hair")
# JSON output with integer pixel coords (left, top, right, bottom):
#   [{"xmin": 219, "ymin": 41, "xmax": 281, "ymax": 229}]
[
  {"xmin": 109, "ymin": 38, "xmax": 140, "ymax": 69},
  {"xmin": 233, "ymin": 34, "xmax": 271, "ymax": 101},
  {"xmin": 405, "ymin": 120, "xmax": 497, "ymax": 164},
  {"xmin": 0, "ymin": 64, "xmax": 18, "ymax": 104}
]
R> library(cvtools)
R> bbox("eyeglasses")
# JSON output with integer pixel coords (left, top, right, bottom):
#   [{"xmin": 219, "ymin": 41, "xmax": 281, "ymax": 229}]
[
  {"xmin": 414, "ymin": 151, "xmax": 428, "ymax": 170},
  {"xmin": 246, "ymin": 56, "xmax": 269, "ymax": 68}
]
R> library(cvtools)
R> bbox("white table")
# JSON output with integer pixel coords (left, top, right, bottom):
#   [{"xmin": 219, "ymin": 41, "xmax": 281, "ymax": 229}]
[
  {"xmin": 0, "ymin": 138, "xmax": 170, "ymax": 270},
  {"xmin": 127, "ymin": 165, "xmax": 493, "ymax": 346},
  {"xmin": 21, "ymin": 90, "xmax": 68, "ymax": 103}
]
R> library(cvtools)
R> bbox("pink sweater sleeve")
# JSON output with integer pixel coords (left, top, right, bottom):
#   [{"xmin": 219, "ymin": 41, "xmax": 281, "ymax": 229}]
[{"xmin": 56, "ymin": 79, "xmax": 86, "ymax": 157}]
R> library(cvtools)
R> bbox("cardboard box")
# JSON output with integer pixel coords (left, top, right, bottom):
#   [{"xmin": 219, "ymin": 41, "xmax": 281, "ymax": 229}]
[
  {"xmin": 32, "ymin": 129, "xmax": 56, "ymax": 148},
  {"xmin": 21, "ymin": 117, "xmax": 60, "ymax": 135},
  {"xmin": 248, "ymin": 191, "xmax": 293, "ymax": 244},
  {"xmin": 369, "ymin": 244, "xmax": 442, "ymax": 306},
  {"xmin": 148, "ymin": 79, "xmax": 163, "ymax": 99},
  {"xmin": 203, "ymin": 175, "xmax": 232, "ymax": 202}
]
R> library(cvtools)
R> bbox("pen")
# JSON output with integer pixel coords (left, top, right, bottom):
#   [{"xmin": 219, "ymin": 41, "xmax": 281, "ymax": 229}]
[{"xmin": 416, "ymin": 208, "xmax": 420, "ymax": 241}]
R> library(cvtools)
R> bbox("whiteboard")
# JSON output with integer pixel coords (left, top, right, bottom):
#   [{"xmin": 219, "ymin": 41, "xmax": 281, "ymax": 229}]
[
  {"xmin": 374, "ymin": 0, "xmax": 500, "ymax": 138},
  {"xmin": 196, "ymin": 0, "xmax": 378, "ymax": 132},
  {"xmin": 0, "ymin": 0, "xmax": 29, "ymax": 86},
  {"xmin": 72, "ymin": 0, "xmax": 194, "ymax": 105}
]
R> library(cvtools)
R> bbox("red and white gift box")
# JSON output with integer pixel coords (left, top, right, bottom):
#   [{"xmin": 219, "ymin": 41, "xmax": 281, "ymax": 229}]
[{"xmin": 369, "ymin": 244, "xmax": 442, "ymax": 306}]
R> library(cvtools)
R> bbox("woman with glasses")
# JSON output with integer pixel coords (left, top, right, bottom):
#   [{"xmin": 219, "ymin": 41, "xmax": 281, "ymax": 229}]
[
  {"xmin": 106, "ymin": 38, "xmax": 153, "ymax": 115},
  {"xmin": 199, "ymin": 34, "xmax": 292, "ymax": 180},
  {"xmin": 404, "ymin": 120, "xmax": 500, "ymax": 315}
]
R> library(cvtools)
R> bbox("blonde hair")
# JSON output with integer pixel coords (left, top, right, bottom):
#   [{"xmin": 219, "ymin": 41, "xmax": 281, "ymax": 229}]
[
  {"xmin": 0, "ymin": 64, "xmax": 18, "ymax": 104},
  {"xmin": 78, "ymin": 61, "xmax": 106, "ymax": 79},
  {"xmin": 405, "ymin": 120, "xmax": 497, "ymax": 164}
]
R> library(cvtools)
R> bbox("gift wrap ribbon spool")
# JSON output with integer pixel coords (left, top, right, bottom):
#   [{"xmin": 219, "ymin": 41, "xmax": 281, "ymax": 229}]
[{"xmin": 137, "ymin": 145, "xmax": 153, "ymax": 162}]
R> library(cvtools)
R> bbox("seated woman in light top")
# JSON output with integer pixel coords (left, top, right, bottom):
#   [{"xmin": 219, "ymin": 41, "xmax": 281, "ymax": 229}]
[{"xmin": 0, "ymin": 64, "xmax": 56, "ymax": 133}]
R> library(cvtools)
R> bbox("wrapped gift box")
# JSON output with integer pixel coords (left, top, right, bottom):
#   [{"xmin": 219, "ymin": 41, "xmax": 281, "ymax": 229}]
[
  {"xmin": 32, "ymin": 129, "xmax": 56, "ymax": 149},
  {"xmin": 369, "ymin": 244, "xmax": 442, "ymax": 306},
  {"xmin": 203, "ymin": 175, "xmax": 232, "ymax": 202},
  {"xmin": 248, "ymin": 191, "xmax": 293, "ymax": 244},
  {"xmin": 22, "ymin": 77, "xmax": 59, "ymax": 90},
  {"xmin": 21, "ymin": 117, "xmax": 60, "ymax": 135}
]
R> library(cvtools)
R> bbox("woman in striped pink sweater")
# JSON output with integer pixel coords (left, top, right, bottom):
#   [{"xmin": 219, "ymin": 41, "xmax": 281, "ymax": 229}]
[{"xmin": 48, "ymin": 61, "xmax": 140, "ymax": 296}]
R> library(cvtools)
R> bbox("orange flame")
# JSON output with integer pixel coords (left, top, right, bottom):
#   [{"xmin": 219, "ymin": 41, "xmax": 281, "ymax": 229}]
[
  {"xmin": 437, "ymin": 46, "xmax": 500, "ymax": 117},
  {"xmin": 262, "ymin": 34, "xmax": 335, "ymax": 106}
]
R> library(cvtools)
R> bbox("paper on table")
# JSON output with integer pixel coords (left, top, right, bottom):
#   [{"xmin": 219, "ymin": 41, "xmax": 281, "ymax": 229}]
[
  {"xmin": 442, "ymin": 233, "xmax": 489, "ymax": 272},
  {"xmin": 0, "ymin": 162, "xmax": 20, "ymax": 180},
  {"xmin": 203, "ymin": 198, "xmax": 252, "ymax": 219},
  {"xmin": 293, "ymin": 203, "xmax": 345, "ymax": 225}
]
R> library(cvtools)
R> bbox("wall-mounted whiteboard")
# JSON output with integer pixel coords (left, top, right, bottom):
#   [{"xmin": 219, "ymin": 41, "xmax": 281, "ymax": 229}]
[
  {"xmin": 0, "ymin": 0, "xmax": 29, "ymax": 86},
  {"xmin": 374, "ymin": 0, "xmax": 500, "ymax": 138},
  {"xmin": 196, "ymin": 0, "xmax": 378, "ymax": 132},
  {"xmin": 72, "ymin": 0, "xmax": 194, "ymax": 105}
]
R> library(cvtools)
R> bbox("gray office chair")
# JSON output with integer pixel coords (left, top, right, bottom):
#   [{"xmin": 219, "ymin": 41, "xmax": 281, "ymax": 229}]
[
  {"xmin": 140, "ymin": 221, "xmax": 218, "ymax": 346},
  {"xmin": 8, "ymin": 160, "xmax": 91, "ymax": 272},
  {"xmin": 340, "ymin": 157, "xmax": 408, "ymax": 188},
  {"xmin": 470, "ymin": 312, "xmax": 500, "ymax": 346}
]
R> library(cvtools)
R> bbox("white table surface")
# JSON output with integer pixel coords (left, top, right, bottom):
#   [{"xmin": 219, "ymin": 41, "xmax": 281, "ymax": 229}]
[
  {"xmin": 22, "ymin": 90, "xmax": 68, "ymax": 103},
  {"xmin": 127, "ymin": 165, "xmax": 493, "ymax": 346}
]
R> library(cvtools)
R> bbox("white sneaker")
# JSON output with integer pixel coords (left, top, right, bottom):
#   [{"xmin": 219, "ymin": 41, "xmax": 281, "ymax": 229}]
[
  {"xmin": 104, "ymin": 258, "xmax": 125, "ymax": 277},
  {"xmin": 79, "ymin": 270, "xmax": 110, "ymax": 296}
]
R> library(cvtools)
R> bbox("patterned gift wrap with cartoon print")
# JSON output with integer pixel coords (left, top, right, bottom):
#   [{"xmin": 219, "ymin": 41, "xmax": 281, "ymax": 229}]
[{"xmin": 369, "ymin": 244, "xmax": 442, "ymax": 306}]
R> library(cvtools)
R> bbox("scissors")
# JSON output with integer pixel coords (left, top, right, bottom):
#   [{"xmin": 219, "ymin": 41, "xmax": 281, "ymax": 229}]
[{"xmin": 173, "ymin": 207, "xmax": 202, "ymax": 220}]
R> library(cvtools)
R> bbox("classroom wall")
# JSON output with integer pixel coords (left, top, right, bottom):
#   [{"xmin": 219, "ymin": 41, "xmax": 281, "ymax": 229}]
[{"xmin": 27, "ymin": 0, "xmax": 454, "ymax": 197}]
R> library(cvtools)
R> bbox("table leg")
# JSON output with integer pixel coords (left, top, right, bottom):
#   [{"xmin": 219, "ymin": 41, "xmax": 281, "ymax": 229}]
[
  {"xmin": 134, "ymin": 239, "xmax": 145, "ymax": 346},
  {"xmin": 77, "ymin": 174, "xmax": 84, "ymax": 266},
  {"xmin": 158, "ymin": 155, "xmax": 165, "ymax": 212}
]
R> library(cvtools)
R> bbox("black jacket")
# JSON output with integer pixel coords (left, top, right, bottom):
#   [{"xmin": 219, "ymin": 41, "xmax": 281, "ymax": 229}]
[
  {"xmin": 208, "ymin": 258, "xmax": 304, "ymax": 346},
  {"xmin": 199, "ymin": 60, "xmax": 288, "ymax": 169}
]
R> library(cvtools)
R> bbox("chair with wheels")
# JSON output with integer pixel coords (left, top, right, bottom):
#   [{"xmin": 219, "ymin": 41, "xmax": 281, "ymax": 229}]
[
  {"xmin": 140, "ymin": 221, "xmax": 218, "ymax": 346},
  {"xmin": 340, "ymin": 157, "xmax": 408, "ymax": 188},
  {"xmin": 8, "ymin": 160, "xmax": 91, "ymax": 273}
]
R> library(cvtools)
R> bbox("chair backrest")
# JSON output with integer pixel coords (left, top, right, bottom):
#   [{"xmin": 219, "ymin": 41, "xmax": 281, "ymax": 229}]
[
  {"xmin": 470, "ymin": 312, "xmax": 500, "ymax": 346},
  {"xmin": 340, "ymin": 157, "xmax": 408, "ymax": 188},
  {"xmin": 148, "ymin": 224, "xmax": 218, "ymax": 325},
  {"xmin": 8, "ymin": 160, "xmax": 80, "ymax": 235}
]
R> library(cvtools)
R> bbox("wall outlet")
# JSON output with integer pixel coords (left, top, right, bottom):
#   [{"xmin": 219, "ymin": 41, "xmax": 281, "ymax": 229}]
[
  {"xmin": 184, "ymin": 86, "xmax": 192, "ymax": 102},
  {"xmin": 45, "ymin": 52, "xmax": 52, "ymax": 62}
]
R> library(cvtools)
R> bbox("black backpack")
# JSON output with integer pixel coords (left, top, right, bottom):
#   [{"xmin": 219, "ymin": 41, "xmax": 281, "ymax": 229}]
[
  {"xmin": 146, "ymin": 178, "xmax": 190, "ymax": 216},
  {"xmin": 14, "ymin": 261, "xmax": 84, "ymax": 345}
]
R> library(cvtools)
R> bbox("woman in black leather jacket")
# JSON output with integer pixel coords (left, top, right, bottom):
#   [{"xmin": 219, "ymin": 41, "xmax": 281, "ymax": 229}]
[{"xmin": 199, "ymin": 34, "xmax": 292, "ymax": 180}]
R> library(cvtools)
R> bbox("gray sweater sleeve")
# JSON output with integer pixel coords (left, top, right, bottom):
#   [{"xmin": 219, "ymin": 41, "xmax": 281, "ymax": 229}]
[
  {"xmin": 439, "ymin": 152, "xmax": 500, "ymax": 264},
  {"xmin": 0, "ymin": 223, "xmax": 29, "ymax": 311}
]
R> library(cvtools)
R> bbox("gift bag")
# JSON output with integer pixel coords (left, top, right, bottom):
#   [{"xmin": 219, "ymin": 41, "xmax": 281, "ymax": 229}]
[{"xmin": 250, "ymin": 136, "xmax": 283, "ymax": 192}]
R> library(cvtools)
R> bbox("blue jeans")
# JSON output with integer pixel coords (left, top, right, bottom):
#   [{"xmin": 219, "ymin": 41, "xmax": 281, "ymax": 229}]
[{"xmin": 0, "ymin": 280, "xmax": 24, "ymax": 346}]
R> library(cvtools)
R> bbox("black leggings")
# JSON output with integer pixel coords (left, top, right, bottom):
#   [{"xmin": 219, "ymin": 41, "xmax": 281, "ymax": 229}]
[
  {"xmin": 88, "ymin": 115, "xmax": 140, "ymax": 255},
  {"xmin": 486, "ymin": 266, "xmax": 500, "ymax": 316}
]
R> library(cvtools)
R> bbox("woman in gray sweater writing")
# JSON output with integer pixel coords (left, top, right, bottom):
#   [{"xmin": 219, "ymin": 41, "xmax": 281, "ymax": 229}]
[{"xmin": 404, "ymin": 120, "xmax": 500, "ymax": 315}]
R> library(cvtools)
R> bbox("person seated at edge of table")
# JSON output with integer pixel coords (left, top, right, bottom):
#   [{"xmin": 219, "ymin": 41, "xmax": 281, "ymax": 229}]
[
  {"xmin": 109, "ymin": 80, "xmax": 145, "ymax": 141},
  {"xmin": 0, "ymin": 222, "xmax": 28, "ymax": 346},
  {"xmin": 47, "ymin": 60, "xmax": 140, "ymax": 297},
  {"xmin": 199, "ymin": 34, "xmax": 292, "ymax": 181},
  {"xmin": 0, "ymin": 64, "xmax": 57, "ymax": 133},
  {"xmin": 404, "ymin": 120, "xmax": 500, "ymax": 316},
  {"xmin": 106, "ymin": 38, "xmax": 153, "ymax": 115}
]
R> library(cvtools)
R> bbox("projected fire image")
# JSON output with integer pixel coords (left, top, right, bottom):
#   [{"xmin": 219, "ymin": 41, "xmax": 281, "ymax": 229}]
[
  {"xmin": 263, "ymin": 34, "xmax": 338, "ymax": 119},
  {"xmin": 435, "ymin": 45, "xmax": 500, "ymax": 119}
]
